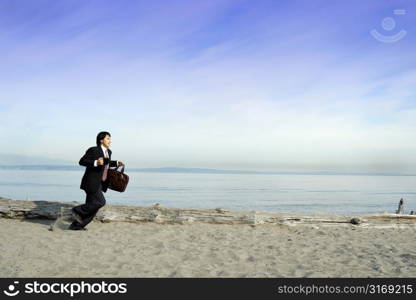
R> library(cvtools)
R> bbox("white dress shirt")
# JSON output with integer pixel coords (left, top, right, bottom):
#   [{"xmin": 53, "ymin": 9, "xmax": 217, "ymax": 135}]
[{"xmin": 93, "ymin": 145, "xmax": 119, "ymax": 167}]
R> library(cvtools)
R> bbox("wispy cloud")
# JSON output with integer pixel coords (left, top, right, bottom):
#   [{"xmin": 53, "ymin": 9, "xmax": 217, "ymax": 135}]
[{"xmin": 0, "ymin": 0, "xmax": 415, "ymax": 172}]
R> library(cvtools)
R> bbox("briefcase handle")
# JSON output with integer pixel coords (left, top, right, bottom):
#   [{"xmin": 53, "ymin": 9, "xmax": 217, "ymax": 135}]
[{"xmin": 114, "ymin": 165, "xmax": 125, "ymax": 173}]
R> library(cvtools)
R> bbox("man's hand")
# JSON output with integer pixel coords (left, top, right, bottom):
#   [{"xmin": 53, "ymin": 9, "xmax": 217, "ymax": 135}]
[
  {"xmin": 97, "ymin": 157, "xmax": 104, "ymax": 166},
  {"xmin": 117, "ymin": 161, "xmax": 125, "ymax": 167}
]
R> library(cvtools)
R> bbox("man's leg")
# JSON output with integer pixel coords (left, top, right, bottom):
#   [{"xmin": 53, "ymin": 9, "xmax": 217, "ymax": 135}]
[{"xmin": 70, "ymin": 183, "xmax": 106, "ymax": 229}]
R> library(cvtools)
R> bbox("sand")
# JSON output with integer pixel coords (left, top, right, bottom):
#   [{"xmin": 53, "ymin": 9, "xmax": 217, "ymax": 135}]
[{"xmin": 0, "ymin": 217, "xmax": 415, "ymax": 277}]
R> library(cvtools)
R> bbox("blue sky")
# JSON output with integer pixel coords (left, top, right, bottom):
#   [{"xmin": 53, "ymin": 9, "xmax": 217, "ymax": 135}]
[{"xmin": 0, "ymin": 0, "xmax": 415, "ymax": 172}]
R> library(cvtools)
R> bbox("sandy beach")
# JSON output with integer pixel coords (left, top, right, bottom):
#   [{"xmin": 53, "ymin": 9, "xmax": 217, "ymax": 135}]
[{"xmin": 1, "ymin": 216, "xmax": 415, "ymax": 277}]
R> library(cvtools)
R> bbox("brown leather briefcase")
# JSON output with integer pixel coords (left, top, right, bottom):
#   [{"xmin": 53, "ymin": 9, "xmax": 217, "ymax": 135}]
[{"xmin": 108, "ymin": 165, "xmax": 129, "ymax": 192}]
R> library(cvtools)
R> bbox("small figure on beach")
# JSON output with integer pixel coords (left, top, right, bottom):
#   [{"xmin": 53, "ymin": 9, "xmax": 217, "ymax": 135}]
[
  {"xmin": 396, "ymin": 198, "xmax": 404, "ymax": 214},
  {"xmin": 69, "ymin": 131, "xmax": 124, "ymax": 230}
]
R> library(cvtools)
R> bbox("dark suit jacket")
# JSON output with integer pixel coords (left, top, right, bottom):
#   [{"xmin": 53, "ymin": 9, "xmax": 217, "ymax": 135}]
[{"xmin": 79, "ymin": 146, "xmax": 118, "ymax": 193}]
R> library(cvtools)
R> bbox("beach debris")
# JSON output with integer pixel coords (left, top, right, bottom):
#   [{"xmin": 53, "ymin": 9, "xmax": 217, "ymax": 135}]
[
  {"xmin": 350, "ymin": 217, "xmax": 362, "ymax": 225},
  {"xmin": 215, "ymin": 207, "xmax": 229, "ymax": 213},
  {"xmin": 176, "ymin": 216, "xmax": 196, "ymax": 224},
  {"xmin": 148, "ymin": 208, "xmax": 164, "ymax": 223},
  {"xmin": 396, "ymin": 198, "xmax": 404, "ymax": 214},
  {"xmin": 97, "ymin": 210, "xmax": 119, "ymax": 223}
]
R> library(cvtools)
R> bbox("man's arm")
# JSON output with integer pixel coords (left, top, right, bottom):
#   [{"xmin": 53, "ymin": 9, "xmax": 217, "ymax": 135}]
[
  {"xmin": 79, "ymin": 147, "xmax": 98, "ymax": 167},
  {"xmin": 110, "ymin": 160, "xmax": 124, "ymax": 167}
]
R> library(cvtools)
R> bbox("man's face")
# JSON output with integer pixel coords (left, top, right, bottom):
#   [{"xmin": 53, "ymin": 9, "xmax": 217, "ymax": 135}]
[{"xmin": 101, "ymin": 135, "xmax": 111, "ymax": 148}]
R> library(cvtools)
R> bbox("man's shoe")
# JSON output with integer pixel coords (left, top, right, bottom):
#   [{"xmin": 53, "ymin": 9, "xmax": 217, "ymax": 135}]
[
  {"xmin": 68, "ymin": 223, "xmax": 87, "ymax": 231},
  {"xmin": 71, "ymin": 208, "xmax": 83, "ymax": 224},
  {"xmin": 68, "ymin": 227, "xmax": 87, "ymax": 231}
]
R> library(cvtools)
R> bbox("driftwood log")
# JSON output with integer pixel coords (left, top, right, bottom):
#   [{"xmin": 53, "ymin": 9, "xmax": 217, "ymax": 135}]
[{"xmin": 1, "ymin": 197, "xmax": 416, "ymax": 228}]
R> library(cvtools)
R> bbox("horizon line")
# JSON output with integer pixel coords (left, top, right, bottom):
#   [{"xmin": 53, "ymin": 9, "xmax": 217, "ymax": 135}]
[{"xmin": 0, "ymin": 164, "xmax": 415, "ymax": 176}]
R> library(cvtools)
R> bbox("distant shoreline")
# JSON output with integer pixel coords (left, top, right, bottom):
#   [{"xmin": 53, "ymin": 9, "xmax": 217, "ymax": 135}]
[{"xmin": 0, "ymin": 165, "xmax": 415, "ymax": 176}]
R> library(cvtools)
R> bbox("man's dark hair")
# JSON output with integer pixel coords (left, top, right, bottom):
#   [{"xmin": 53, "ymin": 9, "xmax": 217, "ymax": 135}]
[{"xmin": 96, "ymin": 131, "xmax": 111, "ymax": 146}]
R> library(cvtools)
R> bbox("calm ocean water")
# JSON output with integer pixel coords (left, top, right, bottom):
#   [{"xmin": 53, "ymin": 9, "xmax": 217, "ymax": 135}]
[{"xmin": 0, "ymin": 169, "xmax": 415, "ymax": 214}]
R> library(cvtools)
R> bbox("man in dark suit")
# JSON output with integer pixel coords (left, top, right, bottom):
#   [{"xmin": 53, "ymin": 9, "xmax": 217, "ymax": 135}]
[{"xmin": 69, "ymin": 131, "xmax": 124, "ymax": 230}]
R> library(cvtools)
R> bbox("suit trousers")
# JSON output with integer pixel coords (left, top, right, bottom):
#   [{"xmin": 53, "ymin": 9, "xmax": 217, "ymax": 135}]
[{"xmin": 71, "ymin": 181, "xmax": 106, "ymax": 229}]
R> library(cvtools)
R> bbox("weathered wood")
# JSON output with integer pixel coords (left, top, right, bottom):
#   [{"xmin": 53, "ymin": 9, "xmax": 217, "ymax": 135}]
[{"xmin": 1, "ymin": 197, "xmax": 416, "ymax": 228}]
